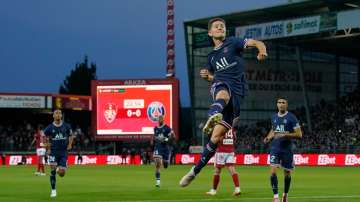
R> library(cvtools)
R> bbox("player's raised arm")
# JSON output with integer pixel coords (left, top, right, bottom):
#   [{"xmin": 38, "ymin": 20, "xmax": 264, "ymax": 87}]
[
  {"xmin": 245, "ymin": 39, "xmax": 267, "ymax": 61},
  {"xmin": 200, "ymin": 69, "xmax": 214, "ymax": 82}
]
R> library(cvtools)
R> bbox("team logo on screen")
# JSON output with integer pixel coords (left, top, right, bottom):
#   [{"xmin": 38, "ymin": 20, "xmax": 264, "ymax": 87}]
[
  {"xmin": 104, "ymin": 103, "xmax": 118, "ymax": 123},
  {"xmin": 147, "ymin": 101, "xmax": 165, "ymax": 122}
]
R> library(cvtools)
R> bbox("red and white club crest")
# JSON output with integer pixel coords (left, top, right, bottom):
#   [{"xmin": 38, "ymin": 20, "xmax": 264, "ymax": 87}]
[{"xmin": 104, "ymin": 103, "xmax": 118, "ymax": 123}]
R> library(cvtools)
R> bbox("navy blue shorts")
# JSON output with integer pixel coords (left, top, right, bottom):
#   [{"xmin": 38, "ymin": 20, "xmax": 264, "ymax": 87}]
[
  {"xmin": 153, "ymin": 148, "xmax": 170, "ymax": 161},
  {"xmin": 269, "ymin": 151, "xmax": 294, "ymax": 170},
  {"xmin": 49, "ymin": 153, "xmax": 68, "ymax": 169},
  {"xmin": 210, "ymin": 81, "xmax": 243, "ymax": 129}
]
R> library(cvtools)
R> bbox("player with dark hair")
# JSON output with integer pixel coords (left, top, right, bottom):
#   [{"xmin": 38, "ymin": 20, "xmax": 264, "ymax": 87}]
[
  {"xmin": 152, "ymin": 115, "xmax": 174, "ymax": 187},
  {"xmin": 44, "ymin": 109, "xmax": 75, "ymax": 197},
  {"xmin": 264, "ymin": 98, "xmax": 302, "ymax": 202},
  {"xmin": 180, "ymin": 17, "xmax": 267, "ymax": 187}
]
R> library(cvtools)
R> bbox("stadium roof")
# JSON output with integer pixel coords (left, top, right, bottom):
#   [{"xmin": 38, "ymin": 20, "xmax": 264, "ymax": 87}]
[{"xmin": 185, "ymin": 0, "xmax": 360, "ymax": 58}]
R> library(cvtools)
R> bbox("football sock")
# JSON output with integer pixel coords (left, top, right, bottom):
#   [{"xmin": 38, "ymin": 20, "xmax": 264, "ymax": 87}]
[
  {"xmin": 155, "ymin": 171, "xmax": 160, "ymax": 181},
  {"xmin": 50, "ymin": 170, "xmax": 56, "ymax": 190},
  {"xmin": 213, "ymin": 174, "xmax": 220, "ymax": 190},
  {"xmin": 40, "ymin": 164, "xmax": 45, "ymax": 173},
  {"xmin": 208, "ymin": 99, "xmax": 226, "ymax": 116},
  {"xmin": 271, "ymin": 174, "xmax": 278, "ymax": 195},
  {"xmin": 284, "ymin": 175, "xmax": 291, "ymax": 194},
  {"xmin": 232, "ymin": 173, "xmax": 240, "ymax": 187},
  {"xmin": 194, "ymin": 140, "xmax": 217, "ymax": 175}
]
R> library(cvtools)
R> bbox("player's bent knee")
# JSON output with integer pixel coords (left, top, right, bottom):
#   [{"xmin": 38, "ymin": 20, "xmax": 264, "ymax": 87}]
[
  {"xmin": 154, "ymin": 158, "xmax": 162, "ymax": 168},
  {"xmin": 270, "ymin": 167, "xmax": 277, "ymax": 175},
  {"xmin": 215, "ymin": 90, "xmax": 230, "ymax": 103},
  {"xmin": 57, "ymin": 169, "xmax": 66, "ymax": 177}
]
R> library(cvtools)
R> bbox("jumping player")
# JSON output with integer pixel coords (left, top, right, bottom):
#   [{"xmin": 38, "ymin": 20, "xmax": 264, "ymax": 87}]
[
  {"xmin": 264, "ymin": 98, "xmax": 302, "ymax": 202},
  {"xmin": 180, "ymin": 17, "xmax": 267, "ymax": 186},
  {"xmin": 152, "ymin": 115, "xmax": 174, "ymax": 187},
  {"xmin": 44, "ymin": 109, "xmax": 75, "ymax": 197}
]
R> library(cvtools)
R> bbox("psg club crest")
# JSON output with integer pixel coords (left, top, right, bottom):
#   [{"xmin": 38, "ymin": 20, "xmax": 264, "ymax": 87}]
[
  {"xmin": 104, "ymin": 103, "xmax": 118, "ymax": 123},
  {"xmin": 147, "ymin": 101, "xmax": 165, "ymax": 122}
]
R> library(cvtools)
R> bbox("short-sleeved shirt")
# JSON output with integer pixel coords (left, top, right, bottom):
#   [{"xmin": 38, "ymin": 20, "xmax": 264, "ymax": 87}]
[
  {"xmin": 44, "ymin": 122, "xmax": 72, "ymax": 155},
  {"xmin": 270, "ymin": 111, "xmax": 300, "ymax": 153},
  {"xmin": 206, "ymin": 36, "xmax": 249, "ymax": 96},
  {"xmin": 217, "ymin": 129, "xmax": 236, "ymax": 153},
  {"xmin": 153, "ymin": 124, "xmax": 172, "ymax": 151}
]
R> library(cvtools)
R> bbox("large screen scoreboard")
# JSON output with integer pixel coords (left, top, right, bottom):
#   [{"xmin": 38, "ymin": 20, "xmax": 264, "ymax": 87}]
[{"xmin": 92, "ymin": 79, "xmax": 179, "ymax": 140}]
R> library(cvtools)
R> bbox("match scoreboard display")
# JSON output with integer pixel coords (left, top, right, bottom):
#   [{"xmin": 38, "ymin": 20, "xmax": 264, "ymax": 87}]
[{"xmin": 92, "ymin": 79, "xmax": 179, "ymax": 140}]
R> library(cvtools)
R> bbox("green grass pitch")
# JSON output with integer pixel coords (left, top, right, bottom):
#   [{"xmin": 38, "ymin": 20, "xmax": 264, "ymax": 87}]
[{"xmin": 0, "ymin": 165, "xmax": 359, "ymax": 202}]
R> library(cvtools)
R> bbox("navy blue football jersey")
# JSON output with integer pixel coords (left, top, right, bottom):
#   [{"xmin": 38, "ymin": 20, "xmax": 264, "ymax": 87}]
[
  {"xmin": 206, "ymin": 36, "xmax": 249, "ymax": 96},
  {"xmin": 153, "ymin": 124, "xmax": 172, "ymax": 150},
  {"xmin": 270, "ymin": 112, "xmax": 300, "ymax": 152},
  {"xmin": 44, "ymin": 122, "xmax": 73, "ymax": 155}
]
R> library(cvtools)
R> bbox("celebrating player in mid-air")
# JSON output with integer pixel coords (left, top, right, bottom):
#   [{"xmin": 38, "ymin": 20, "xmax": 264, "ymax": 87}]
[
  {"xmin": 152, "ymin": 115, "xmax": 174, "ymax": 187},
  {"xmin": 44, "ymin": 109, "xmax": 75, "ymax": 198},
  {"xmin": 180, "ymin": 17, "xmax": 267, "ymax": 187},
  {"xmin": 264, "ymin": 98, "xmax": 302, "ymax": 202}
]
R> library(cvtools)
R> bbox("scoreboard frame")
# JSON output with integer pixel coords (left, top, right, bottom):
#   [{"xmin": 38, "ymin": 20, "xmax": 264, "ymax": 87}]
[{"xmin": 91, "ymin": 78, "xmax": 179, "ymax": 141}]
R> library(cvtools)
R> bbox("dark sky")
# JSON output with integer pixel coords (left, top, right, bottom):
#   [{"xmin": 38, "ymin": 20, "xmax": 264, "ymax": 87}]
[{"xmin": 0, "ymin": 0, "xmax": 284, "ymax": 106}]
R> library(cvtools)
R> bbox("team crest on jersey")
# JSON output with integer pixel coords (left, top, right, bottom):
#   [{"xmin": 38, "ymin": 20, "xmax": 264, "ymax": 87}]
[
  {"xmin": 104, "ymin": 103, "xmax": 118, "ymax": 123},
  {"xmin": 283, "ymin": 119, "xmax": 287, "ymax": 124},
  {"xmin": 147, "ymin": 101, "xmax": 165, "ymax": 122},
  {"xmin": 223, "ymin": 47, "xmax": 228, "ymax": 53}
]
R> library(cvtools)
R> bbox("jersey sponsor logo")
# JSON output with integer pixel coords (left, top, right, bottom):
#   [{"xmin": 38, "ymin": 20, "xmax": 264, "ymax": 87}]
[
  {"xmin": 317, "ymin": 154, "xmax": 336, "ymax": 165},
  {"xmin": 104, "ymin": 103, "xmax": 118, "ymax": 123},
  {"xmin": 215, "ymin": 57, "xmax": 230, "ymax": 70},
  {"xmin": 53, "ymin": 133, "xmax": 66, "ymax": 140},
  {"xmin": 222, "ymin": 139, "xmax": 233, "ymax": 145},
  {"xmin": 147, "ymin": 101, "xmax": 165, "ymax": 122},
  {"xmin": 345, "ymin": 154, "xmax": 360, "ymax": 166},
  {"xmin": 275, "ymin": 124, "xmax": 285, "ymax": 132},
  {"xmin": 294, "ymin": 154, "xmax": 309, "ymax": 165}
]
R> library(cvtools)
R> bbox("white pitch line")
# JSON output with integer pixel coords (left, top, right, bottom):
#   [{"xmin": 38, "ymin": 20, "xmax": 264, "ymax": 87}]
[{"xmin": 96, "ymin": 195, "xmax": 360, "ymax": 202}]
